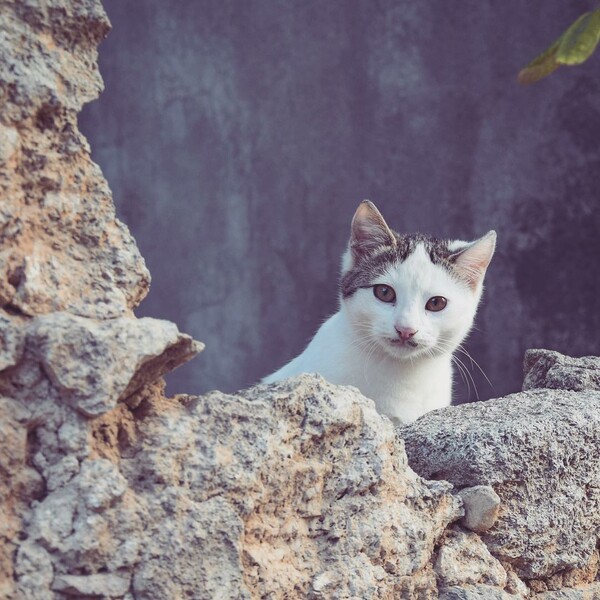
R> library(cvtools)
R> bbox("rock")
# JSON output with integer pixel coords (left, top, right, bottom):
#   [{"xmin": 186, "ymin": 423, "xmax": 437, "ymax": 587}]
[
  {"xmin": 0, "ymin": 311, "xmax": 26, "ymax": 371},
  {"xmin": 458, "ymin": 485, "xmax": 501, "ymax": 533},
  {"xmin": 439, "ymin": 585, "xmax": 515, "ymax": 599},
  {"xmin": 127, "ymin": 376, "xmax": 462, "ymax": 598},
  {"xmin": 31, "ymin": 312, "xmax": 203, "ymax": 417},
  {"xmin": 434, "ymin": 528, "xmax": 507, "ymax": 588},
  {"xmin": 0, "ymin": 124, "xmax": 19, "ymax": 162},
  {"xmin": 0, "ymin": 0, "xmax": 150, "ymax": 318},
  {"xmin": 505, "ymin": 570, "xmax": 530, "ymax": 598},
  {"xmin": 523, "ymin": 349, "xmax": 600, "ymax": 392},
  {"xmin": 52, "ymin": 573, "xmax": 131, "ymax": 596},
  {"xmin": 14, "ymin": 542, "xmax": 54, "ymax": 600},
  {"xmin": 0, "ymin": 396, "xmax": 39, "ymax": 600},
  {"xmin": 532, "ymin": 584, "xmax": 600, "ymax": 599},
  {"xmin": 0, "ymin": 4, "xmax": 204, "ymax": 595},
  {"xmin": 401, "ymin": 389, "xmax": 600, "ymax": 580}
]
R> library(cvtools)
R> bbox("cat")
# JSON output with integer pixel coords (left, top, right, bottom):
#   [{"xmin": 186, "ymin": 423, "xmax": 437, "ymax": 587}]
[{"xmin": 263, "ymin": 200, "xmax": 496, "ymax": 424}]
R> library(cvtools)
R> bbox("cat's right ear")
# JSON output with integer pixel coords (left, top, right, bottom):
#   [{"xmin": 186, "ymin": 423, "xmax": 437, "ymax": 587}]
[{"xmin": 349, "ymin": 200, "xmax": 395, "ymax": 260}]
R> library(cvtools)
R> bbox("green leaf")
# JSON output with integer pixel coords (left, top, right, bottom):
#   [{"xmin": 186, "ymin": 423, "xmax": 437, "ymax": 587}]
[
  {"xmin": 518, "ymin": 9, "xmax": 600, "ymax": 84},
  {"xmin": 517, "ymin": 37, "xmax": 561, "ymax": 85},
  {"xmin": 556, "ymin": 9, "xmax": 600, "ymax": 65}
]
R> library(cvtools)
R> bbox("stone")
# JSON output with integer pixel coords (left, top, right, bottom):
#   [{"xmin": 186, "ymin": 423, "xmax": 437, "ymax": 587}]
[
  {"xmin": 126, "ymin": 376, "xmax": 461, "ymax": 598},
  {"xmin": 52, "ymin": 573, "xmax": 131, "ymax": 596},
  {"xmin": 458, "ymin": 485, "xmax": 501, "ymax": 533},
  {"xmin": 505, "ymin": 570, "xmax": 529, "ymax": 598},
  {"xmin": 0, "ymin": 311, "xmax": 26, "ymax": 371},
  {"xmin": 532, "ymin": 584, "xmax": 600, "ymax": 599},
  {"xmin": 401, "ymin": 389, "xmax": 600, "ymax": 580},
  {"xmin": 0, "ymin": 396, "xmax": 38, "ymax": 600},
  {"xmin": 0, "ymin": 124, "xmax": 19, "ymax": 162},
  {"xmin": 0, "ymin": 0, "xmax": 150, "ymax": 318},
  {"xmin": 523, "ymin": 349, "xmax": 600, "ymax": 392},
  {"xmin": 439, "ymin": 585, "xmax": 515, "ymax": 599},
  {"xmin": 434, "ymin": 528, "xmax": 507, "ymax": 588},
  {"xmin": 31, "ymin": 312, "xmax": 203, "ymax": 417},
  {"xmin": 14, "ymin": 542, "xmax": 54, "ymax": 600}
]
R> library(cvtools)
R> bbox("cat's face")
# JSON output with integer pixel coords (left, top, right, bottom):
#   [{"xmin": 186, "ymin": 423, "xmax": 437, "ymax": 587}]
[{"xmin": 340, "ymin": 201, "xmax": 496, "ymax": 362}]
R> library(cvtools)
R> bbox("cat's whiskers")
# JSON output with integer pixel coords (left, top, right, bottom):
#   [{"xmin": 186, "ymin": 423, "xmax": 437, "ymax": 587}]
[
  {"xmin": 362, "ymin": 338, "xmax": 381, "ymax": 385},
  {"xmin": 346, "ymin": 323, "xmax": 382, "ymax": 385},
  {"xmin": 434, "ymin": 337, "xmax": 480, "ymax": 401},
  {"xmin": 455, "ymin": 344, "xmax": 494, "ymax": 391},
  {"xmin": 422, "ymin": 343, "xmax": 472, "ymax": 400},
  {"xmin": 453, "ymin": 354, "xmax": 478, "ymax": 401}
]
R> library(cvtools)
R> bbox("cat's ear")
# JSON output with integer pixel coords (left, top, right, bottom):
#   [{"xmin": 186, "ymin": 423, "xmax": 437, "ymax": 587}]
[
  {"xmin": 450, "ymin": 231, "xmax": 496, "ymax": 289},
  {"xmin": 350, "ymin": 200, "xmax": 395, "ymax": 258}
]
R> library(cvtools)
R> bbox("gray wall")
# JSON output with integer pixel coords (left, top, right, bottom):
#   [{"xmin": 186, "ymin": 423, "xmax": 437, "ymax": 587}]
[{"xmin": 80, "ymin": 0, "xmax": 600, "ymax": 403}]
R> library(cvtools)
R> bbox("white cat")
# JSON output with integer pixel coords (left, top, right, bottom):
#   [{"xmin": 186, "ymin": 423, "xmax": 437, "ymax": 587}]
[{"xmin": 263, "ymin": 200, "xmax": 496, "ymax": 424}]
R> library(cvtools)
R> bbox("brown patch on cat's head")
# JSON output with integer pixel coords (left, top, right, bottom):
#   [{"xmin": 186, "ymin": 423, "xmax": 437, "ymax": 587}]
[{"xmin": 340, "ymin": 201, "xmax": 454, "ymax": 298}]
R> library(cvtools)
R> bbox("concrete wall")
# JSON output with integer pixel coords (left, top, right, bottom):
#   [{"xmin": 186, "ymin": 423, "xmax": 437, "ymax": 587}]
[{"xmin": 80, "ymin": 0, "xmax": 600, "ymax": 402}]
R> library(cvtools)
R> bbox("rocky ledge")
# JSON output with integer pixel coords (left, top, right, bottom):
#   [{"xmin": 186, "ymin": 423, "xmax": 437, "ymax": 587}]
[
  {"xmin": 2, "ymin": 1, "xmax": 600, "ymax": 598},
  {"xmin": 4, "ymin": 333, "xmax": 600, "ymax": 599}
]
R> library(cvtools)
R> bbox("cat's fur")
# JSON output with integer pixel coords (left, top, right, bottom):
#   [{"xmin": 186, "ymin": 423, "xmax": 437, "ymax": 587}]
[{"xmin": 263, "ymin": 200, "xmax": 496, "ymax": 424}]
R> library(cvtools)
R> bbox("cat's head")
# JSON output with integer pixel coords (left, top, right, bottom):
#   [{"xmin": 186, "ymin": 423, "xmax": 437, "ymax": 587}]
[{"xmin": 340, "ymin": 200, "xmax": 496, "ymax": 361}]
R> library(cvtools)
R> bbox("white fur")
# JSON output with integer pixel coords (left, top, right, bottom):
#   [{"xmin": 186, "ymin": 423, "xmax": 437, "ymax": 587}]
[{"xmin": 263, "ymin": 206, "xmax": 495, "ymax": 425}]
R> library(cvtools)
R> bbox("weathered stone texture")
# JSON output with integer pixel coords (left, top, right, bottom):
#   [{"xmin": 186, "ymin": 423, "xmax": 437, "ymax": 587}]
[
  {"xmin": 523, "ymin": 349, "xmax": 600, "ymax": 392},
  {"xmin": 0, "ymin": 310, "xmax": 201, "ymax": 599},
  {"xmin": 126, "ymin": 376, "xmax": 465, "ymax": 598},
  {"xmin": 0, "ymin": 0, "xmax": 202, "ymax": 596},
  {"xmin": 457, "ymin": 485, "xmax": 501, "ymax": 533},
  {"xmin": 434, "ymin": 528, "xmax": 507, "ymax": 588},
  {"xmin": 402, "ymin": 389, "xmax": 600, "ymax": 584},
  {"xmin": 0, "ymin": 0, "xmax": 150, "ymax": 318}
]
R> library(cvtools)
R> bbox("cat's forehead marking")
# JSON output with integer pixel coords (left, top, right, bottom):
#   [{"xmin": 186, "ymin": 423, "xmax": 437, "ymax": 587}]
[{"xmin": 340, "ymin": 234, "xmax": 455, "ymax": 298}]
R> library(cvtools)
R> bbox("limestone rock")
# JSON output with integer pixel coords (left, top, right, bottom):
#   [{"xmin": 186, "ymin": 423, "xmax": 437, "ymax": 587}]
[
  {"xmin": 531, "ymin": 583, "xmax": 600, "ymax": 600},
  {"xmin": 458, "ymin": 485, "xmax": 501, "ymax": 533},
  {"xmin": 532, "ymin": 584, "xmax": 600, "ymax": 599},
  {"xmin": 127, "ymin": 376, "xmax": 461, "ymax": 598},
  {"xmin": 523, "ymin": 349, "xmax": 600, "ymax": 392},
  {"xmin": 10, "ymin": 375, "xmax": 466, "ymax": 599},
  {"xmin": 52, "ymin": 573, "xmax": 131, "ymax": 596},
  {"xmin": 439, "ymin": 585, "xmax": 515, "ymax": 599},
  {"xmin": 0, "ymin": 0, "xmax": 150, "ymax": 318},
  {"xmin": 0, "ymin": 311, "xmax": 26, "ymax": 371},
  {"xmin": 31, "ymin": 312, "xmax": 203, "ymax": 416},
  {"xmin": 14, "ymin": 543, "xmax": 54, "ymax": 600},
  {"xmin": 434, "ymin": 528, "xmax": 507, "ymax": 588},
  {"xmin": 505, "ymin": 570, "xmax": 530, "ymax": 598},
  {"xmin": 401, "ymin": 389, "xmax": 600, "ymax": 581}
]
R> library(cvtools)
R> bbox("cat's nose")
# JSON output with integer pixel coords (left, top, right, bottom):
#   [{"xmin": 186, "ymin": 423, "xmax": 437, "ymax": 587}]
[{"xmin": 395, "ymin": 326, "xmax": 417, "ymax": 340}]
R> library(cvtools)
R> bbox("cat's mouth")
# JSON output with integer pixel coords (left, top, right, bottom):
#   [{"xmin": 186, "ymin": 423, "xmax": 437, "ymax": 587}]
[{"xmin": 388, "ymin": 338, "xmax": 419, "ymax": 348}]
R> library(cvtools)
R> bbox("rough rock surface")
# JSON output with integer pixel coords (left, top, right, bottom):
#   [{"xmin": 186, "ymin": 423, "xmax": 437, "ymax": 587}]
[
  {"xmin": 0, "ymin": 0, "xmax": 149, "ymax": 318},
  {"xmin": 457, "ymin": 485, "xmax": 501, "ymax": 533},
  {"xmin": 402, "ymin": 384, "xmax": 600, "ymax": 588},
  {"xmin": 0, "ymin": 1, "xmax": 202, "ymax": 596},
  {"xmin": 129, "ymin": 376, "xmax": 463, "ymax": 598},
  {"xmin": 523, "ymin": 349, "xmax": 600, "ymax": 392},
  {"xmin": 3, "ymin": 1, "xmax": 600, "ymax": 599}
]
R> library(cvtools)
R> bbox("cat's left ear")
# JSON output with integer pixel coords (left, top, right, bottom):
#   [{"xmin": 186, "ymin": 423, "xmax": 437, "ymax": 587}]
[
  {"xmin": 350, "ymin": 200, "xmax": 396, "ymax": 257},
  {"xmin": 450, "ymin": 231, "xmax": 496, "ymax": 289}
]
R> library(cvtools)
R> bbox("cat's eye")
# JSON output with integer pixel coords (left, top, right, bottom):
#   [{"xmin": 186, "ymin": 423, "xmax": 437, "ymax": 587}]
[
  {"xmin": 425, "ymin": 296, "xmax": 447, "ymax": 312},
  {"xmin": 373, "ymin": 284, "xmax": 396, "ymax": 303}
]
